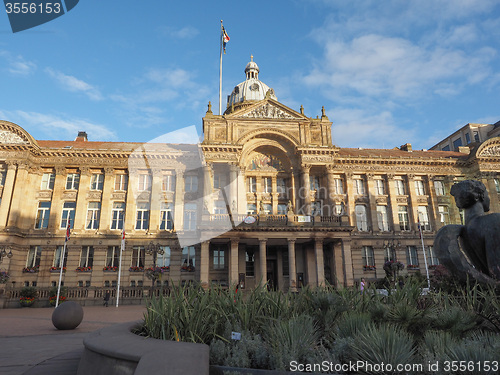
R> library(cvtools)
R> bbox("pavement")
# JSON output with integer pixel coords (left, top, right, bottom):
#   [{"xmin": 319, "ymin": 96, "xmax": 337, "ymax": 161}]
[{"xmin": 0, "ymin": 304, "xmax": 147, "ymax": 375}]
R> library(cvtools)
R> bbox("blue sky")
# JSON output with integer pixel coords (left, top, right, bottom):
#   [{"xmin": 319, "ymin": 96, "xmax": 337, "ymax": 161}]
[{"xmin": 0, "ymin": 0, "xmax": 499, "ymax": 150}]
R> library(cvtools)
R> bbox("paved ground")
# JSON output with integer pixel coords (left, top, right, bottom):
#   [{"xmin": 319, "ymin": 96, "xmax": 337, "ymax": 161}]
[{"xmin": 0, "ymin": 304, "xmax": 147, "ymax": 375}]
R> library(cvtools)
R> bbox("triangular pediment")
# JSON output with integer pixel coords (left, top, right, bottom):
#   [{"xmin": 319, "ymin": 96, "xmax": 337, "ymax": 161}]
[
  {"xmin": 0, "ymin": 120, "xmax": 38, "ymax": 147},
  {"xmin": 228, "ymin": 99, "xmax": 306, "ymax": 120}
]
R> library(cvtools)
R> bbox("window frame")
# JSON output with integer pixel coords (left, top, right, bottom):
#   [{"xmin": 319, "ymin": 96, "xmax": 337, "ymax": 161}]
[
  {"xmin": 114, "ymin": 174, "xmax": 128, "ymax": 191},
  {"xmin": 65, "ymin": 173, "xmax": 80, "ymax": 190},
  {"xmin": 35, "ymin": 201, "xmax": 51, "ymax": 229},
  {"xmin": 41, "ymin": 172, "xmax": 55, "ymax": 190},
  {"xmin": 362, "ymin": 246, "xmax": 375, "ymax": 267},
  {"xmin": 355, "ymin": 204, "xmax": 368, "ymax": 232},
  {"xmin": 376, "ymin": 205, "xmax": 390, "ymax": 232},
  {"xmin": 160, "ymin": 202, "xmax": 174, "ymax": 230},
  {"xmin": 60, "ymin": 201, "xmax": 76, "ymax": 229},
  {"xmin": 90, "ymin": 173, "xmax": 104, "ymax": 191},
  {"xmin": 110, "ymin": 202, "xmax": 125, "ymax": 230},
  {"xmin": 136, "ymin": 202, "xmax": 150, "ymax": 230},
  {"xmin": 79, "ymin": 246, "xmax": 94, "ymax": 268},
  {"xmin": 86, "ymin": 202, "xmax": 101, "ymax": 230}
]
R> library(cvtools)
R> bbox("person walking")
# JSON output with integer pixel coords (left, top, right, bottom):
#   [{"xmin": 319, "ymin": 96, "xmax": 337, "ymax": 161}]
[{"xmin": 103, "ymin": 290, "xmax": 110, "ymax": 307}]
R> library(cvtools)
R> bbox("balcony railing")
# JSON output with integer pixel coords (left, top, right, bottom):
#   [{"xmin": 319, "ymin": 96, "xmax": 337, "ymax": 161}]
[{"xmin": 202, "ymin": 213, "xmax": 349, "ymax": 228}]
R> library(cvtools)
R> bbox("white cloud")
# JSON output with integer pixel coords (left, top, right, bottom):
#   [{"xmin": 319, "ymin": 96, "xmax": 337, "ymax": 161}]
[
  {"xmin": 159, "ymin": 26, "xmax": 199, "ymax": 40},
  {"xmin": 45, "ymin": 68, "xmax": 103, "ymax": 101},
  {"xmin": 0, "ymin": 110, "xmax": 116, "ymax": 141},
  {"xmin": 0, "ymin": 51, "xmax": 36, "ymax": 76}
]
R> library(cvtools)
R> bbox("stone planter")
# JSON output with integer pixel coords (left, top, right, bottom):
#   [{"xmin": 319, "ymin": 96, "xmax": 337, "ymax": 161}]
[{"xmin": 19, "ymin": 298, "xmax": 35, "ymax": 307}]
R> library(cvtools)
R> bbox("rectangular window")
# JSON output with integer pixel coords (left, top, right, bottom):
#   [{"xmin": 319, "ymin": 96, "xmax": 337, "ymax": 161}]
[
  {"xmin": 138, "ymin": 174, "xmax": 151, "ymax": 191},
  {"xmin": 79, "ymin": 246, "xmax": 94, "ymax": 268},
  {"xmin": 61, "ymin": 201, "xmax": 76, "ymax": 229},
  {"xmin": 277, "ymin": 204, "xmax": 287, "ymax": 215},
  {"xmin": 418, "ymin": 206, "xmax": 431, "ymax": 231},
  {"xmin": 438, "ymin": 205, "xmax": 450, "ymax": 225},
  {"xmin": 213, "ymin": 174, "xmax": 225, "ymax": 189},
  {"xmin": 494, "ymin": 179, "xmax": 500, "ymax": 193},
  {"xmin": 35, "ymin": 201, "xmax": 51, "ymax": 229},
  {"xmin": 131, "ymin": 246, "xmax": 145, "ymax": 268},
  {"xmin": 247, "ymin": 177, "xmax": 256, "ymax": 193},
  {"xmin": 160, "ymin": 202, "xmax": 174, "ymax": 230},
  {"xmin": 181, "ymin": 246, "xmax": 196, "ymax": 271},
  {"xmin": 427, "ymin": 246, "xmax": 439, "ymax": 266},
  {"xmin": 86, "ymin": 202, "xmax": 101, "ymax": 229},
  {"xmin": 41, "ymin": 173, "xmax": 55, "ymax": 190},
  {"xmin": 415, "ymin": 180, "xmax": 426, "ymax": 196},
  {"xmin": 213, "ymin": 246, "xmax": 225, "ymax": 270},
  {"xmin": 442, "ymin": 145, "xmax": 450, "ymax": 151},
  {"xmin": 453, "ymin": 137, "xmax": 463, "ymax": 151},
  {"xmin": 0, "ymin": 170, "xmax": 6, "ymax": 186},
  {"xmin": 110, "ymin": 202, "xmax": 125, "ymax": 230},
  {"xmin": 311, "ymin": 201, "xmax": 322, "ymax": 216},
  {"xmin": 282, "ymin": 250, "xmax": 289, "ymax": 276},
  {"xmin": 157, "ymin": 246, "xmax": 171, "ymax": 268},
  {"xmin": 184, "ymin": 176, "xmax": 198, "ymax": 192},
  {"xmin": 106, "ymin": 246, "xmax": 120, "ymax": 268},
  {"xmin": 264, "ymin": 177, "xmax": 272, "ymax": 193},
  {"xmin": 247, "ymin": 203, "xmax": 256, "ymax": 215},
  {"xmin": 362, "ymin": 246, "xmax": 375, "ymax": 268},
  {"xmin": 66, "ymin": 173, "xmax": 80, "ymax": 190},
  {"xmin": 262, "ymin": 203, "xmax": 272, "ymax": 214},
  {"xmin": 245, "ymin": 250, "xmax": 255, "ymax": 276},
  {"xmin": 114, "ymin": 174, "xmax": 128, "ymax": 191},
  {"xmin": 354, "ymin": 179, "xmax": 365, "ymax": 195},
  {"xmin": 473, "ymin": 131, "xmax": 480, "ymax": 142},
  {"xmin": 334, "ymin": 178, "xmax": 344, "ymax": 194},
  {"xmin": 136, "ymin": 202, "xmax": 150, "ymax": 230},
  {"xmin": 375, "ymin": 179, "xmax": 385, "ymax": 195},
  {"xmin": 377, "ymin": 205, "xmax": 390, "ymax": 231},
  {"xmin": 398, "ymin": 206, "xmax": 410, "ymax": 231},
  {"xmin": 355, "ymin": 205, "xmax": 368, "ymax": 231},
  {"xmin": 395, "ymin": 179, "xmax": 406, "ymax": 195},
  {"xmin": 276, "ymin": 178, "xmax": 286, "ymax": 196},
  {"xmin": 26, "ymin": 246, "xmax": 42, "ymax": 268},
  {"xmin": 384, "ymin": 247, "xmax": 396, "ymax": 262},
  {"xmin": 465, "ymin": 132, "xmax": 471, "ymax": 144},
  {"xmin": 90, "ymin": 173, "xmax": 104, "ymax": 190},
  {"xmin": 162, "ymin": 174, "xmax": 175, "ymax": 192},
  {"xmin": 213, "ymin": 200, "xmax": 227, "ymax": 215},
  {"xmin": 406, "ymin": 246, "xmax": 419, "ymax": 268},
  {"xmin": 434, "ymin": 180, "xmax": 445, "ymax": 196},
  {"xmin": 184, "ymin": 203, "xmax": 197, "ymax": 230},
  {"xmin": 310, "ymin": 176, "xmax": 320, "ymax": 191},
  {"xmin": 53, "ymin": 245, "xmax": 68, "ymax": 268}
]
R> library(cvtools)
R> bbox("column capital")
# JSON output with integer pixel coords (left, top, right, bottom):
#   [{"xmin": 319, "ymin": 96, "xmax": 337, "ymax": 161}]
[
  {"xmin": 79, "ymin": 166, "xmax": 91, "ymax": 176},
  {"xmin": 386, "ymin": 173, "xmax": 395, "ymax": 180},
  {"xmin": 326, "ymin": 164, "xmax": 336, "ymax": 173},
  {"xmin": 55, "ymin": 166, "xmax": 66, "ymax": 175},
  {"xmin": 301, "ymin": 164, "xmax": 311, "ymax": 173},
  {"xmin": 175, "ymin": 169, "xmax": 185, "ymax": 177},
  {"xmin": 230, "ymin": 238, "xmax": 239, "ymax": 245},
  {"xmin": 104, "ymin": 167, "xmax": 115, "ymax": 175},
  {"xmin": 407, "ymin": 174, "xmax": 416, "ymax": 181},
  {"xmin": 287, "ymin": 238, "xmax": 296, "ymax": 245},
  {"xmin": 315, "ymin": 238, "xmax": 324, "ymax": 245},
  {"xmin": 259, "ymin": 238, "xmax": 267, "ymax": 245}
]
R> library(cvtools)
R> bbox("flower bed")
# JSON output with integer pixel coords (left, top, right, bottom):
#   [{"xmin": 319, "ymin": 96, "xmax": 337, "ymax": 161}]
[
  {"xmin": 19, "ymin": 296, "xmax": 35, "ymax": 307},
  {"xmin": 49, "ymin": 296, "xmax": 67, "ymax": 306}
]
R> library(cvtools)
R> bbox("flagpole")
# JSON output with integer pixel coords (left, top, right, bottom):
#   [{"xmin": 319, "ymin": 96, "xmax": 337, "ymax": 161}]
[
  {"xmin": 418, "ymin": 217, "xmax": 431, "ymax": 290},
  {"xmin": 219, "ymin": 20, "xmax": 223, "ymax": 115},
  {"xmin": 116, "ymin": 229, "xmax": 125, "ymax": 307}
]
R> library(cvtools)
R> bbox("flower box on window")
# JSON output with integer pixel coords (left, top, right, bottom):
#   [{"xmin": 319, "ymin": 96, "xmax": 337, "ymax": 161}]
[
  {"xmin": 50, "ymin": 267, "xmax": 66, "ymax": 273},
  {"xmin": 363, "ymin": 265, "xmax": 376, "ymax": 271},
  {"xmin": 76, "ymin": 266, "xmax": 92, "ymax": 272},
  {"xmin": 181, "ymin": 265, "xmax": 195, "ymax": 272},
  {"xmin": 428, "ymin": 264, "xmax": 438, "ymax": 270},
  {"xmin": 407, "ymin": 264, "xmax": 419, "ymax": 270},
  {"xmin": 22, "ymin": 266, "xmax": 39, "ymax": 273},
  {"xmin": 129, "ymin": 266, "xmax": 144, "ymax": 272},
  {"xmin": 103, "ymin": 266, "xmax": 118, "ymax": 272}
]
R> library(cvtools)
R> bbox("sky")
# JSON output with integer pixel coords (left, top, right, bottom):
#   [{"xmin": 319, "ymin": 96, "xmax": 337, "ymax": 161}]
[{"xmin": 0, "ymin": 0, "xmax": 499, "ymax": 150}]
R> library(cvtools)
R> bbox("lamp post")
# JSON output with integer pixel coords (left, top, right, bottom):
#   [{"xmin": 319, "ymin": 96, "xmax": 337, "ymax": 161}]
[
  {"xmin": 145, "ymin": 241, "xmax": 164, "ymax": 297},
  {"xmin": 383, "ymin": 239, "xmax": 403, "ymax": 286},
  {"xmin": 0, "ymin": 246, "xmax": 13, "ymax": 264},
  {"xmin": 383, "ymin": 239, "xmax": 400, "ymax": 262}
]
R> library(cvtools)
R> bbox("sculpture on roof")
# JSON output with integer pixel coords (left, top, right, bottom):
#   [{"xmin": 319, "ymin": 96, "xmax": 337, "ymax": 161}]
[{"xmin": 434, "ymin": 180, "xmax": 500, "ymax": 285}]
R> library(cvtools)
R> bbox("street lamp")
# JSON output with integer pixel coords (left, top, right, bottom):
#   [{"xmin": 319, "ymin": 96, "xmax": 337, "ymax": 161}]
[
  {"xmin": 383, "ymin": 239, "xmax": 401, "ymax": 262},
  {"xmin": 0, "ymin": 246, "xmax": 13, "ymax": 264},
  {"xmin": 383, "ymin": 239, "xmax": 404, "ymax": 286},
  {"xmin": 145, "ymin": 241, "xmax": 164, "ymax": 296}
]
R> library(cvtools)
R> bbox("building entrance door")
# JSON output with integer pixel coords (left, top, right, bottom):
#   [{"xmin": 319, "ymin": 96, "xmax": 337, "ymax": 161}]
[{"xmin": 266, "ymin": 259, "xmax": 277, "ymax": 290}]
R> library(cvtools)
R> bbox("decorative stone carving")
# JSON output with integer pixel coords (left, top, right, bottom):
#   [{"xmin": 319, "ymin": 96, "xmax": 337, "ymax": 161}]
[
  {"xmin": 241, "ymin": 103, "xmax": 297, "ymax": 119},
  {"xmin": 247, "ymin": 152, "xmax": 284, "ymax": 172},
  {"xmin": 437, "ymin": 196, "xmax": 450, "ymax": 204},
  {"xmin": 0, "ymin": 130, "xmax": 28, "ymax": 144},
  {"xmin": 111, "ymin": 192, "xmax": 126, "ymax": 200},
  {"xmin": 396, "ymin": 197, "xmax": 408, "ymax": 203},
  {"xmin": 434, "ymin": 180, "xmax": 500, "ymax": 285},
  {"xmin": 376, "ymin": 197, "xmax": 387, "ymax": 205},
  {"xmin": 417, "ymin": 196, "xmax": 428, "ymax": 204},
  {"xmin": 37, "ymin": 191, "xmax": 53, "ymax": 199},
  {"xmin": 87, "ymin": 191, "xmax": 102, "ymax": 200},
  {"xmin": 62, "ymin": 191, "xmax": 77, "ymax": 200},
  {"xmin": 478, "ymin": 145, "xmax": 500, "ymax": 157}
]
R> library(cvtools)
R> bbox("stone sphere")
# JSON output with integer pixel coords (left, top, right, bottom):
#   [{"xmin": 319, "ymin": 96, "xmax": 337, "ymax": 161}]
[{"xmin": 52, "ymin": 301, "xmax": 84, "ymax": 330}]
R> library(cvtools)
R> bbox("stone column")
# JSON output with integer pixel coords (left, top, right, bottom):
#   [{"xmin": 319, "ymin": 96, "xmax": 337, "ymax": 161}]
[
  {"xmin": 202, "ymin": 164, "xmax": 213, "ymax": 214},
  {"xmin": 428, "ymin": 176, "xmax": 440, "ymax": 231},
  {"xmin": 407, "ymin": 175, "xmax": 418, "ymax": 231},
  {"xmin": 344, "ymin": 172, "xmax": 355, "ymax": 224},
  {"xmin": 49, "ymin": 166, "xmax": 67, "ymax": 231},
  {"xmin": 341, "ymin": 239, "xmax": 354, "ymax": 286},
  {"xmin": 0, "ymin": 162, "xmax": 17, "ymax": 228},
  {"xmin": 386, "ymin": 174, "xmax": 400, "ymax": 233},
  {"xmin": 200, "ymin": 240, "xmax": 210, "ymax": 289},
  {"xmin": 301, "ymin": 164, "xmax": 311, "ymax": 215},
  {"xmin": 124, "ymin": 170, "xmax": 136, "ymax": 232},
  {"xmin": 259, "ymin": 239, "xmax": 267, "ymax": 285},
  {"xmin": 99, "ymin": 167, "xmax": 115, "ymax": 231},
  {"xmin": 174, "ymin": 169, "xmax": 185, "ymax": 230},
  {"xmin": 444, "ymin": 175, "xmax": 461, "ymax": 224},
  {"xmin": 288, "ymin": 239, "xmax": 297, "ymax": 292},
  {"xmin": 18, "ymin": 167, "xmax": 40, "ymax": 230},
  {"xmin": 229, "ymin": 164, "xmax": 238, "ymax": 214},
  {"xmin": 230, "ymin": 238, "xmax": 239, "ymax": 285},
  {"xmin": 485, "ymin": 174, "xmax": 500, "ymax": 213},
  {"xmin": 74, "ymin": 167, "xmax": 91, "ymax": 231},
  {"xmin": 365, "ymin": 174, "xmax": 377, "ymax": 232},
  {"xmin": 315, "ymin": 238, "xmax": 325, "ymax": 286},
  {"xmin": 149, "ymin": 168, "xmax": 162, "ymax": 232},
  {"xmin": 6, "ymin": 162, "xmax": 29, "ymax": 228},
  {"xmin": 326, "ymin": 165, "xmax": 336, "ymax": 210}
]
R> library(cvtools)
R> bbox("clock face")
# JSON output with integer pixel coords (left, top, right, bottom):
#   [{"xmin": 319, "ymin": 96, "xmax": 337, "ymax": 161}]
[{"xmin": 244, "ymin": 216, "xmax": 257, "ymax": 224}]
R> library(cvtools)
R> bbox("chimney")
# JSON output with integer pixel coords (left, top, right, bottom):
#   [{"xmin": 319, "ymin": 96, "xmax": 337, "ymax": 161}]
[
  {"xmin": 400, "ymin": 143, "xmax": 412, "ymax": 152},
  {"xmin": 75, "ymin": 131, "xmax": 88, "ymax": 142}
]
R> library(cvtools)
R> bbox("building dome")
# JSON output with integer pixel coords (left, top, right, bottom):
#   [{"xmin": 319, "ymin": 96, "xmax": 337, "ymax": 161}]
[{"xmin": 225, "ymin": 56, "xmax": 277, "ymax": 114}]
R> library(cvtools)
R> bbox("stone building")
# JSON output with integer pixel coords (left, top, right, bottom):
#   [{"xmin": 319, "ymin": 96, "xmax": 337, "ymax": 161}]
[{"xmin": 1, "ymin": 58, "xmax": 500, "ymax": 306}]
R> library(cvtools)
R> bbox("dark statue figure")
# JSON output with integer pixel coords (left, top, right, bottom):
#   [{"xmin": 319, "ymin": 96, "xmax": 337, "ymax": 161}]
[{"xmin": 434, "ymin": 180, "xmax": 500, "ymax": 285}]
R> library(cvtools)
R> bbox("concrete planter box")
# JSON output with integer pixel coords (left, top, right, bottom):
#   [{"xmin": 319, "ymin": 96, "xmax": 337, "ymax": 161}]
[{"xmin": 78, "ymin": 321, "xmax": 209, "ymax": 375}]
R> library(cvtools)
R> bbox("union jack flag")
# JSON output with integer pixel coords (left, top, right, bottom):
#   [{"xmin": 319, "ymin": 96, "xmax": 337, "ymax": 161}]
[
  {"xmin": 65, "ymin": 218, "xmax": 71, "ymax": 242},
  {"xmin": 222, "ymin": 25, "xmax": 230, "ymax": 54}
]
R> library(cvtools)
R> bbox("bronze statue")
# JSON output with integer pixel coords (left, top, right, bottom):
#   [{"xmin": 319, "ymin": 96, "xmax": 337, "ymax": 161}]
[{"xmin": 434, "ymin": 180, "xmax": 500, "ymax": 285}]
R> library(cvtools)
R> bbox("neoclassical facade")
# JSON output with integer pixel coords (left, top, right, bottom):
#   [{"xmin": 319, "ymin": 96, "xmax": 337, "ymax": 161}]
[{"xmin": 1, "ymin": 58, "xmax": 500, "ymax": 306}]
